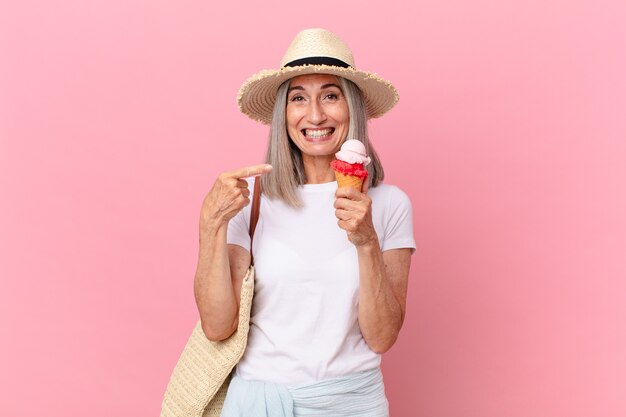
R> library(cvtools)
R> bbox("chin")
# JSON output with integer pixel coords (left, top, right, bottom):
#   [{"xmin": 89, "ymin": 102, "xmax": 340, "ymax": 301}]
[{"xmin": 303, "ymin": 144, "xmax": 339, "ymax": 156}]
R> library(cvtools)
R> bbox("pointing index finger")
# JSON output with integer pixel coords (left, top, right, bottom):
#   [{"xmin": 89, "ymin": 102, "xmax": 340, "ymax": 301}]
[{"xmin": 226, "ymin": 164, "xmax": 273, "ymax": 179}]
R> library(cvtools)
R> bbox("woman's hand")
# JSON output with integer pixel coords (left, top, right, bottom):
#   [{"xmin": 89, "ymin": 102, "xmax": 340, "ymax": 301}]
[
  {"xmin": 200, "ymin": 164, "xmax": 272, "ymax": 235},
  {"xmin": 334, "ymin": 182, "xmax": 378, "ymax": 247}
]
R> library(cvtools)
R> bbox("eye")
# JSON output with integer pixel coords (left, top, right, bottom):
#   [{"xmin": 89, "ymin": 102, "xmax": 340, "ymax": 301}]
[
  {"xmin": 323, "ymin": 92, "xmax": 340, "ymax": 102},
  {"xmin": 289, "ymin": 95, "xmax": 305, "ymax": 102}
]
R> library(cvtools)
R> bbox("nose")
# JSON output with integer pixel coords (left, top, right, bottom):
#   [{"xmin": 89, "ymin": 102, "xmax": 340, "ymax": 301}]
[{"xmin": 307, "ymin": 99, "xmax": 327, "ymax": 125}]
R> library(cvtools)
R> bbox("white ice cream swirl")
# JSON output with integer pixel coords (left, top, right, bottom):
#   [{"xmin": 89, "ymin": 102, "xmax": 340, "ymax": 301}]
[{"xmin": 335, "ymin": 139, "xmax": 371, "ymax": 165}]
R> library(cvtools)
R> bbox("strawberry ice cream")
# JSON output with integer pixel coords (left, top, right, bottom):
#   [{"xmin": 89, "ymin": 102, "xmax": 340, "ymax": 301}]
[{"xmin": 330, "ymin": 139, "xmax": 370, "ymax": 190}]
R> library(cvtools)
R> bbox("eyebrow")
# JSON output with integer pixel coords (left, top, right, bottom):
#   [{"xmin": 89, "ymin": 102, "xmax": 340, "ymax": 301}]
[{"xmin": 287, "ymin": 83, "xmax": 343, "ymax": 92}]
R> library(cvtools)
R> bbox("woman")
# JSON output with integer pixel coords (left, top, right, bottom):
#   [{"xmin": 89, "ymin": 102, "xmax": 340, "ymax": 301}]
[{"xmin": 194, "ymin": 29, "xmax": 415, "ymax": 416}]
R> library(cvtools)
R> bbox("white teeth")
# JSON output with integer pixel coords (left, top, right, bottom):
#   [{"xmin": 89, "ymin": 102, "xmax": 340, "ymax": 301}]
[{"xmin": 304, "ymin": 128, "xmax": 333, "ymax": 138}]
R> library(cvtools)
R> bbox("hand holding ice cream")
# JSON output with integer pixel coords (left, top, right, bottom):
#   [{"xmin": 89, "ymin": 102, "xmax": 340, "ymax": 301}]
[
  {"xmin": 333, "ymin": 139, "xmax": 377, "ymax": 246},
  {"xmin": 330, "ymin": 139, "xmax": 370, "ymax": 191}
]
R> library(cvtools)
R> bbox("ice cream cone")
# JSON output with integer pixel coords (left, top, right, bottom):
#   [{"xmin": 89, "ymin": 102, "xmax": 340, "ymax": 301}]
[{"xmin": 335, "ymin": 172, "xmax": 364, "ymax": 191}]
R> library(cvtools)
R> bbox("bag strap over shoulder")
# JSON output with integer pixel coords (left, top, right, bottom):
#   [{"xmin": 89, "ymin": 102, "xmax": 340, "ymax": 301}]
[{"xmin": 249, "ymin": 178, "xmax": 261, "ymax": 265}]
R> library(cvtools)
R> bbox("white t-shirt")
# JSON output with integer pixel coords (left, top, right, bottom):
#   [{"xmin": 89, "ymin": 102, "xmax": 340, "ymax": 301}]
[{"xmin": 227, "ymin": 179, "xmax": 416, "ymax": 385}]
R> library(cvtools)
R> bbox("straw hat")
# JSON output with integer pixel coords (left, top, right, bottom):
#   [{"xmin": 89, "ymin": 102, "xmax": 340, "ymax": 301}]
[{"xmin": 237, "ymin": 28, "xmax": 399, "ymax": 125}]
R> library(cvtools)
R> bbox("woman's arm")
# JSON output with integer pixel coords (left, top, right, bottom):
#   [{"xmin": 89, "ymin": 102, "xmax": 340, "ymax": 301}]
[
  {"xmin": 193, "ymin": 164, "xmax": 271, "ymax": 341},
  {"xmin": 194, "ymin": 225, "xmax": 249, "ymax": 341},
  {"xmin": 334, "ymin": 186, "xmax": 412, "ymax": 353},
  {"xmin": 356, "ymin": 245, "xmax": 411, "ymax": 353}
]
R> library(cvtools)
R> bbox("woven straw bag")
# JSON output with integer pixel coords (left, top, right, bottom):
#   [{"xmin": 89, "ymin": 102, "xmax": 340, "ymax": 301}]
[
  {"xmin": 160, "ymin": 271, "xmax": 254, "ymax": 417},
  {"xmin": 160, "ymin": 180, "xmax": 261, "ymax": 417}
]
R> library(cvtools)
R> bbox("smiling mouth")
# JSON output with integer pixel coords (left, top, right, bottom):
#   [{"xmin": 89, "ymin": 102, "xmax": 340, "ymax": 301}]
[{"xmin": 302, "ymin": 128, "xmax": 334, "ymax": 139}]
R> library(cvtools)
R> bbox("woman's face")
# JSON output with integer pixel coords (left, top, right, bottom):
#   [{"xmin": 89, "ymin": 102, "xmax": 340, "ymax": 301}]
[{"xmin": 285, "ymin": 74, "xmax": 350, "ymax": 159}]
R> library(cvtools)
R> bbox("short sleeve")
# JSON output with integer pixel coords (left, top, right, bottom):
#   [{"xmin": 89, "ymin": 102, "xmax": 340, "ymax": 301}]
[
  {"xmin": 381, "ymin": 186, "xmax": 416, "ymax": 253},
  {"xmin": 226, "ymin": 179, "xmax": 254, "ymax": 251}
]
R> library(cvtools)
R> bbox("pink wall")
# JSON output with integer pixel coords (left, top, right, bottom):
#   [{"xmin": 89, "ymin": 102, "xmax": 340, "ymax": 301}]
[{"xmin": 1, "ymin": 1, "xmax": 625, "ymax": 416}]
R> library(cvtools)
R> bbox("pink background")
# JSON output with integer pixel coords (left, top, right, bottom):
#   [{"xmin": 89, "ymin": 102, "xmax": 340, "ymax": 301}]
[{"xmin": 1, "ymin": 0, "xmax": 625, "ymax": 416}]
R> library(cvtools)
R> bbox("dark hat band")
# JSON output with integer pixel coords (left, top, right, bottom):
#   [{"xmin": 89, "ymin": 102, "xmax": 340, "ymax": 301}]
[{"xmin": 283, "ymin": 56, "xmax": 351, "ymax": 68}]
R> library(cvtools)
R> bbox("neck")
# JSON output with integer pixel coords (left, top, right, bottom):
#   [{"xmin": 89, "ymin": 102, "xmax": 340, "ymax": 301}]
[{"xmin": 302, "ymin": 154, "xmax": 336, "ymax": 184}]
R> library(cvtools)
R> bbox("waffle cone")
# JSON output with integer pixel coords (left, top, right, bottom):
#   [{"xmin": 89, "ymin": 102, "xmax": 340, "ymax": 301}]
[{"xmin": 334, "ymin": 171, "xmax": 364, "ymax": 191}]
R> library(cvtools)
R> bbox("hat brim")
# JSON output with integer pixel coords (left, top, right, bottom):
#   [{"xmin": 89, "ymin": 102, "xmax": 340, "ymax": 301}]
[{"xmin": 237, "ymin": 65, "xmax": 399, "ymax": 125}]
